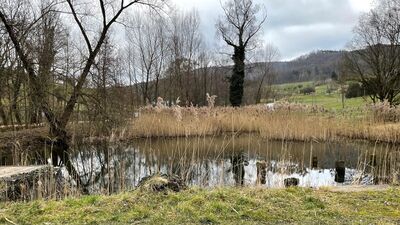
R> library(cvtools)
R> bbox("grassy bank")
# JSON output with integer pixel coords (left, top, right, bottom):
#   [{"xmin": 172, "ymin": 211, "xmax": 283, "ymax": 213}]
[{"xmin": 0, "ymin": 187, "xmax": 399, "ymax": 224}]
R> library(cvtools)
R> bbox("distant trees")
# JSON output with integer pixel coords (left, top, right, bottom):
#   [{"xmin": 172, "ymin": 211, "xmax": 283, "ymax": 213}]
[
  {"xmin": 0, "ymin": 0, "xmax": 32, "ymax": 127},
  {"xmin": 217, "ymin": 0, "xmax": 267, "ymax": 107},
  {"xmin": 167, "ymin": 9, "xmax": 203, "ymax": 105},
  {"xmin": 345, "ymin": 0, "xmax": 400, "ymax": 105},
  {"xmin": 126, "ymin": 9, "xmax": 167, "ymax": 104},
  {"xmin": 124, "ymin": 8, "xmax": 219, "ymax": 107}
]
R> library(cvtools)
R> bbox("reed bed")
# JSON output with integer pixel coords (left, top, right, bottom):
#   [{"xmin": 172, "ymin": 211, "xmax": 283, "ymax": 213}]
[{"xmin": 128, "ymin": 102, "xmax": 400, "ymax": 144}]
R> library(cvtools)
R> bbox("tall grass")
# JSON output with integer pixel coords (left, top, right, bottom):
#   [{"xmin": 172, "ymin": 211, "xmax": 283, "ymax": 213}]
[
  {"xmin": 128, "ymin": 102, "xmax": 400, "ymax": 144},
  {"xmin": 369, "ymin": 100, "xmax": 400, "ymax": 123}
]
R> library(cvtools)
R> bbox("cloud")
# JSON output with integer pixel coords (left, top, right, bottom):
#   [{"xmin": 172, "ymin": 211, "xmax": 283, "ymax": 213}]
[{"xmin": 171, "ymin": 0, "xmax": 373, "ymax": 60}]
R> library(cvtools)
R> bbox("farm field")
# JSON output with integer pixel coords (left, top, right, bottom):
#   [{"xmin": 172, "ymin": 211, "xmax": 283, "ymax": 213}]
[{"xmin": 271, "ymin": 81, "xmax": 369, "ymax": 110}]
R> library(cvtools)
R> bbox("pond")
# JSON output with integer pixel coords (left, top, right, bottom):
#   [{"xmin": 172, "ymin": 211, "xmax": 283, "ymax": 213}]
[{"xmin": 1, "ymin": 134, "xmax": 399, "ymax": 194}]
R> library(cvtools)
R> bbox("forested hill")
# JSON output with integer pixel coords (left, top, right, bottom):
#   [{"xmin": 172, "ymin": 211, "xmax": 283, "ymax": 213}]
[{"xmin": 247, "ymin": 50, "xmax": 344, "ymax": 84}]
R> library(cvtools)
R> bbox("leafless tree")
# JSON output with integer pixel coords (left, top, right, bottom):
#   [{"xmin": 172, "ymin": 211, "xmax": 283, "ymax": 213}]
[
  {"xmin": 167, "ymin": 9, "xmax": 203, "ymax": 105},
  {"xmin": 345, "ymin": 0, "xmax": 400, "ymax": 105},
  {"xmin": 217, "ymin": 0, "xmax": 266, "ymax": 106},
  {"xmin": 254, "ymin": 44, "xmax": 279, "ymax": 104},
  {"xmin": 0, "ymin": 0, "xmax": 164, "ymax": 191},
  {"xmin": 126, "ymin": 9, "xmax": 167, "ymax": 104}
]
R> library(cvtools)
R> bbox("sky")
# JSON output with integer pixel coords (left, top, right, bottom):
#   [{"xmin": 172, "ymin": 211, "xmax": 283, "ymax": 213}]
[{"xmin": 171, "ymin": 0, "xmax": 374, "ymax": 61}]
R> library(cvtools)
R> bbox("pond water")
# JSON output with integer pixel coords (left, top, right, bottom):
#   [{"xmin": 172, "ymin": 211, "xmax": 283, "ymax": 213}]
[{"xmin": 1, "ymin": 134, "xmax": 399, "ymax": 194}]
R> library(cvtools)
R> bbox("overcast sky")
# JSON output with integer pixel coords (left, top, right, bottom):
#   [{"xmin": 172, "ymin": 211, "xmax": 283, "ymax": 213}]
[{"xmin": 171, "ymin": 0, "xmax": 374, "ymax": 61}]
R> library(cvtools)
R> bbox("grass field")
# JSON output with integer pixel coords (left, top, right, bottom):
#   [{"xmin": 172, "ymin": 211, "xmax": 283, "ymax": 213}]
[
  {"xmin": 1, "ymin": 187, "xmax": 399, "ymax": 224},
  {"xmin": 272, "ymin": 81, "xmax": 369, "ymax": 110}
]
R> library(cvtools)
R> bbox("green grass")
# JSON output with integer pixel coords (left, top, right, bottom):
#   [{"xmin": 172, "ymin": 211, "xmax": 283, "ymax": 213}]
[
  {"xmin": 273, "ymin": 81, "xmax": 313, "ymax": 90},
  {"xmin": 1, "ymin": 187, "xmax": 399, "ymax": 224},
  {"xmin": 272, "ymin": 81, "xmax": 370, "ymax": 110},
  {"xmin": 289, "ymin": 85, "xmax": 368, "ymax": 110}
]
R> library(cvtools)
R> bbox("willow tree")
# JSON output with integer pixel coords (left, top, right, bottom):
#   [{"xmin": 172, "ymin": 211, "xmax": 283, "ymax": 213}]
[{"xmin": 217, "ymin": 0, "xmax": 266, "ymax": 107}]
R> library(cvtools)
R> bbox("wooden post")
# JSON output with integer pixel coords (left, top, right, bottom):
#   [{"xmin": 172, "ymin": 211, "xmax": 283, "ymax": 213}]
[
  {"xmin": 256, "ymin": 161, "xmax": 267, "ymax": 185},
  {"xmin": 312, "ymin": 156, "xmax": 318, "ymax": 169},
  {"xmin": 335, "ymin": 161, "xmax": 345, "ymax": 183}
]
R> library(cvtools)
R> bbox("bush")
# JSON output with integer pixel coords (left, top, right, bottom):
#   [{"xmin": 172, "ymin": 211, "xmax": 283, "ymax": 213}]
[
  {"xmin": 300, "ymin": 86, "xmax": 316, "ymax": 95},
  {"xmin": 345, "ymin": 82, "xmax": 377, "ymax": 99},
  {"xmin": 345, "ymin": 82, "xmax": 364, "ymax": 98}
]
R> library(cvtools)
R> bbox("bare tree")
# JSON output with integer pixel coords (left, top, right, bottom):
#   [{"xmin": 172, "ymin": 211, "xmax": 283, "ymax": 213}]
[
  {"xmin": 126, "ymin": 9, "xmax": 167, "ymax": 104},
  {"xmin": 254, "ymin": 44, "xmax": 279, "ymax": 104},
  {"xmin": 167, "ymin": 9, "xmax": 203, "ymax": 105},
  {"xmin": 345, "ymin": 0, "xmax": 400, "ymax": 105},
  {"xmin": 0, "ymin": 0, "xmax": 164, "ymax": 191},
  {"xmin": 0, "ymin": 33, "xmax": 14, "ymax": 126},
  {"xmin": 124, "ymin": 39, "xmax": 140, "ymax": 108},
  {"xmin": 197, "ymin": 51, "xmax": 212, "ymax": 105},
  {"xmin": 217, "ymin": 0, "xmax": 266, "ymax": 107},
  {"xmin": 0, "ymin": 0, "xmax": 31, "ymax": 126}
]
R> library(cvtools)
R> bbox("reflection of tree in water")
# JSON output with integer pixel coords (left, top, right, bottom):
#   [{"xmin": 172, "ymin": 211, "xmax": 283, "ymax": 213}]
[
  {"xmin": 230, "ymin": 152, "xmax": 249, "ymax": 186},
  {"xmin": 70, "ymin": 142, "xmax": 136, "ymax": 194},
  {"xmin": 28, "ymin": 139, "xmax": 399, "ymax": 193}
]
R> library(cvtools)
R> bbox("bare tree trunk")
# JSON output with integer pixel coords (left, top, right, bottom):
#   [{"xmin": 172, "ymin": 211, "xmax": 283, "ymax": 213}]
[
  {"xmin": 255, "ymin": 74, "xmax": 266, "ymax": 104},
  {"xmin": 0, "ymin": 98, "xmax": 8, "ymax": 125},
  {"xmin": 11, "ymin": 69, "xmax": 23, "ymax": 125}
]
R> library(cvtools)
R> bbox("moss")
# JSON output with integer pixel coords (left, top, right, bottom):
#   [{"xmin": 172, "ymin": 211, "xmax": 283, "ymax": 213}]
[{"xmin": 0, "ymin": 187, "xmax": 399, "ymax": 224}]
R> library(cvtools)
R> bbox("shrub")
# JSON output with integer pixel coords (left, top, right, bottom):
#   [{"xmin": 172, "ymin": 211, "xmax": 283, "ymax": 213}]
[
  {"xmin": 345, "ymin": 82, "xmax": 363, "ymax": 98},
  {"xmin": 299, "ymin": 86, "xmax": 315, "ymax": 95}
]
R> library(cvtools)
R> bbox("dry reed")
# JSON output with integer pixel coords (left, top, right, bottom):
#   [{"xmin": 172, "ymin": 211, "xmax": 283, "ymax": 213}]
[{"xmin": 129, "ymin": 102, "xmax": 400, "ymax": 143}]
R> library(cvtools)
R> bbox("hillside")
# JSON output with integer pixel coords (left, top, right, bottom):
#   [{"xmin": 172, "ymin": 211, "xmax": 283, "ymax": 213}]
[
  {"xmin": 126, "ymin": 50, "xmax": 345, "ymax": 105},
  {"xmin": 246, "ymin": 50, "xmax": 344, "ymax": 84}
]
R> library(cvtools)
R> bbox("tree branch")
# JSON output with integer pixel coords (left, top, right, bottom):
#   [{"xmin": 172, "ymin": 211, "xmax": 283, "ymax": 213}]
[{"xmin": 66, "ymin": 0, "xmax": 93, "ymax": 53}]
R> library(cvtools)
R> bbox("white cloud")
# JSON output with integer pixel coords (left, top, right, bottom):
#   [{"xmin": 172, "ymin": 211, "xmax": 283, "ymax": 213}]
[
  {"xmin": 349, "ymin": 0, "xmax": 374, "ymax": 12},
  {"xmin": 170, "ymin": 0, "xmax": 374, "ymax": 60}
]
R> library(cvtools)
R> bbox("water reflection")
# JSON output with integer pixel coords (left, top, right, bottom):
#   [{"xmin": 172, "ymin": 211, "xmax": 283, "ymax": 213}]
[
  {"xmin": 230, "ymin": 152, "xmax": 248, "ymax": 186},
  {"xmin": 1, "ymin": 134, "xmax": 399, "ymax": 194}
]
